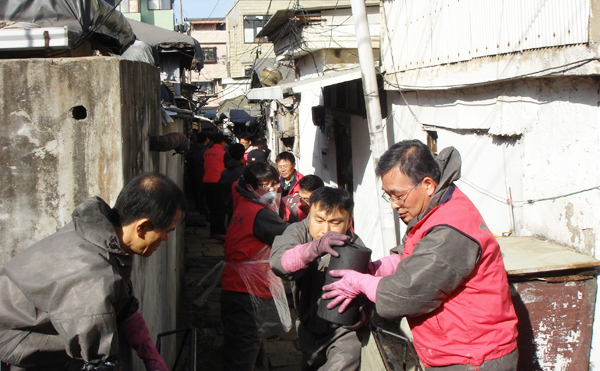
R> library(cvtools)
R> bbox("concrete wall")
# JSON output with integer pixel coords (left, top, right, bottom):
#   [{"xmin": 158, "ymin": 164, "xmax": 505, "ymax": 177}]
[{"xmin": 0, "ymin": 57, "xmax": 184, "ymax": 369}]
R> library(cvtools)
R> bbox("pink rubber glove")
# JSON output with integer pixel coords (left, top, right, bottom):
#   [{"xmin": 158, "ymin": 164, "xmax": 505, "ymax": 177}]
[
  {"xmin": 120, "ymin": 311, "xmax": 169, "ymax": 371},
  {"xmin": 281, "ymin": 231, "xmax": 349, "ymax": 273},
  {"xmin": 321, "ymin": 269, "xmax": 382, "ymax": 313},
  {"xmin": 368, "ymin": 254, "xmax": 402, "ymax": 277}
]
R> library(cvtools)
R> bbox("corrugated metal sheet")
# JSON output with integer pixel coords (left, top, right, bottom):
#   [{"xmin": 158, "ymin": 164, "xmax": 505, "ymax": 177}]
[{"xmin": 382, "ymin": 0, "xmax": 590, "ymax": 73}]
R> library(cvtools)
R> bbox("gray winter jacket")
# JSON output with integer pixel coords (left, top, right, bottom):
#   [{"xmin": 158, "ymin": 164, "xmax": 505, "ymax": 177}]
[
  {"xmin": 270, "ymin": 219, "xmax": 364, "ymax": 334},
  {"xmin": 375, "ymin": 147, "xmax": 481, "ymax": 320},
  {"xmin": 0, "ymin": 197, "xmax": 136, "ymax": 368}
]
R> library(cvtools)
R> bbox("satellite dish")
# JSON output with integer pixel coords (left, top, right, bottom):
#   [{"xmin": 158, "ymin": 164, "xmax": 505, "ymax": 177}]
[{"xmin": 260, "ymin": 66, "xmax": 283, "ymax": 87}]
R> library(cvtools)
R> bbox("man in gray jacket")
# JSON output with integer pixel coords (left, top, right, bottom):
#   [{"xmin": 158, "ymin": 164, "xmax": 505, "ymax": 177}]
[
  {"xmin": 270, "ymin": 187, "xmax": 366, "ymax": 371},
  {"xmin": 321, "ymin": 140, "xmax": 518, "ymax": 370},
  {"xmin": 0, "ymin": 172, "xmax": 186, "ymax": 371}
]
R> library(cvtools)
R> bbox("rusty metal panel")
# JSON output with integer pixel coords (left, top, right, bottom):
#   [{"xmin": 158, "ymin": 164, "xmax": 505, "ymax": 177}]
[
  {"xmin": 511, "ymin": 278, "xmax": 596, "ymax": 371},
  {"xmin": 382, "ymin": 0, "xmax": 590, "ymax": 74}
]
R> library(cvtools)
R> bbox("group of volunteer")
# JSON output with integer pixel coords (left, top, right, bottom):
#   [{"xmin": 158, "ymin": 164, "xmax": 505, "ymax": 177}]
[{"xmin": 0, "ymin": 138, "xmax": 518, "ymax": 371}]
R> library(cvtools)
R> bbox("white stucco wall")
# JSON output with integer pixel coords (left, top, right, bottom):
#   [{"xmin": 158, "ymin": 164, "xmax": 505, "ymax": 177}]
[
  {"xmin": 295, "ymin": 89, "xmax": 338, "ymax": 184},
  {"xmin": 350, "ymin": 114, "xmax": 394, "ymax": 260},
  {"xmin": 388, "ymin": 77, "xmax": 600, "ymax": 253}
]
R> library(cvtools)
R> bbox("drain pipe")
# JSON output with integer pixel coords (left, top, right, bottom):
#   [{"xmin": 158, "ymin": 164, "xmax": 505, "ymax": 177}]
[{"xmin": 350, "ymin": 0, "xmax": 397, "ymax": 252}]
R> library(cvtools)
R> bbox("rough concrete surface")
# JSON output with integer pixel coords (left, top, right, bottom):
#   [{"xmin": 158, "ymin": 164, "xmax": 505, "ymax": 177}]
[{"xmin": 178, "ymin": 213, "xmax": 302, "ymax": 370}]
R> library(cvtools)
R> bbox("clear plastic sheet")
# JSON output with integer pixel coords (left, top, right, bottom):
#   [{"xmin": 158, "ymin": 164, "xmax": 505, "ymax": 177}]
[{"xmin": 227, "ymin": 245, "xmax": 292, "ymax": 338}]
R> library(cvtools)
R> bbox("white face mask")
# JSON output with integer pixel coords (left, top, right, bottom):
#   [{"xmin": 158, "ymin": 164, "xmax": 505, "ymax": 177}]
[{"xmin": 253, "ymin": 189, "xmax": 281, "ymax": 212}]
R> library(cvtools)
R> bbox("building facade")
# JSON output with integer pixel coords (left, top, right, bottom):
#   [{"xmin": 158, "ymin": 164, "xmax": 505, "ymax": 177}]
[
  {"xmin": 188, "ymin": 18, "xmax": 228, "ymax": 116},
  {"xmin": 224, "ymin": 0, "xmax": 369, "ymax": 98},
  {"xmin": 379, "ymin": 0, "xmax": 600, "ymax": 369},
  {"xmin": 119, "ymin": 0, "xmax": 175, "ymax": 31}
]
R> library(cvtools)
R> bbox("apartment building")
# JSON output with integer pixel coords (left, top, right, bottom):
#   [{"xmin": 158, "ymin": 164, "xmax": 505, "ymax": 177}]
[
  {"xmin": 118, "ymin": 0, "xmax": 174, "ymax": 30},
  {"xmin": 188, "ymin": 18, "xmax": 228, "ymax": 115}
]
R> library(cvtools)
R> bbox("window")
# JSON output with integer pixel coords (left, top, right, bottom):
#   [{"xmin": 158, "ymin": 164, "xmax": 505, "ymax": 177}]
[
  {"xmin": 194, "ymin": 81, "xmax": 216, "ymax": 95},
  {"xmin": 203, "ymin": 47, "xmax": 217, "ymax": 63},
  {"xmin": 148, "ymin": 0, "xmax": 171, "ymax": 10},
  {"xmin": 120, "ymin": 0, "xmax": 139, "ymax": 13},
  {"xmin": 243, "ymin": 64, "xmax": 253, "ymax": 77},
  {"xmin": 243, "ymin": 15, "xmax": 270, "ymax": 43}
]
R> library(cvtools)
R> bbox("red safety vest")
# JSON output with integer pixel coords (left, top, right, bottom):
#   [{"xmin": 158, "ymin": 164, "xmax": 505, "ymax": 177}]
[
  {"xmin": 403, "ymin": 187, "xmax": 518, "ymax": 367},
  {"xmin": 203, "ymin": 144, "xmax": 226, "ymax": 183},
  {"xmin": 222, "ymin": 198, "xmax": 273, "ymax": 299},
  {"xmin": 280, "ymin": 171, "xmax": 304, "ymax": 196}
]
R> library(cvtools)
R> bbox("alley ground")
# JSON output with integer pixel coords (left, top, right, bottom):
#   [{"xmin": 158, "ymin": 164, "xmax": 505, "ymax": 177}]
[{"xmin": 178, "ymin": 212, "xmax": 303, "ymax": 370}]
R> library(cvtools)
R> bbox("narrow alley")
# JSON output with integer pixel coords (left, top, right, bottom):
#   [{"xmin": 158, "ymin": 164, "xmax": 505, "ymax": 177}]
[{"xmin": 178, "ymin": 211, "xmax": 303, "ymax": 370}]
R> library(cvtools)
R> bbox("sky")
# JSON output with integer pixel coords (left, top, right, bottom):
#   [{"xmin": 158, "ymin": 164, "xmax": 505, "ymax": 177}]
[{"xmin": 173, "ymin": 0, "xmax": 237, "ymax": 22}]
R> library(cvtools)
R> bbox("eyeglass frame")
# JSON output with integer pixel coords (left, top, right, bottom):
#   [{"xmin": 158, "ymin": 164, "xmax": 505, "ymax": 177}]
[
  {"xmin": 299, "ymin": 195, "xmax": 311, "ymax": 204},
  {"xmin": 277, "ymin": 164, "xmax": 293, "ymax": 170},
  {"xmin": 381, "ymin": 181, "xmax": 420, "ymax": 205},
  {"xmin": 257, "ymin": 182, "xmax": 280, "ymax": 191}
]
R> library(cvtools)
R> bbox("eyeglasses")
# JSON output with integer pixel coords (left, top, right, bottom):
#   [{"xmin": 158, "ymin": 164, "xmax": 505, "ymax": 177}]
[
  {"xmin": 257, "ymin": 183, "xmax": 280, "ymax": 191},
  {"xmin": 299, "ymin": 195, "xmax": 310, "ymax": 204},
  {"xmin": 277, "ymin": 164, "xmax": 292, "ymax": 170},
  {"xmin": 381, "ymin": 183, "xmax": 419, "ymax": 204}
]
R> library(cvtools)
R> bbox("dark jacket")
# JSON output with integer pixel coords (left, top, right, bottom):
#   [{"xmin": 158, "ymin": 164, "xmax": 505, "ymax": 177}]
[
  {"xmin": 219, "ymin": 159, "xmax": 245, "ymax": 192},
  {"xmin": 0, "ymin": 197, "xmax": 136, "ymax": 368},
  {"xmin": 192, "ymin": 142, "xmax": 209, "ymax": 183}
]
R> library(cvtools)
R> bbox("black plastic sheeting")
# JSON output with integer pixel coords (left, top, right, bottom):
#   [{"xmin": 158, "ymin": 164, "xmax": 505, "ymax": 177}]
[
  {"xmin": 127, "ymin": 19, "xmax": 203, "ymax": 71},
  {"xmin": 0, "ymin": 0, "xmax": 135, "ymax": 54}
]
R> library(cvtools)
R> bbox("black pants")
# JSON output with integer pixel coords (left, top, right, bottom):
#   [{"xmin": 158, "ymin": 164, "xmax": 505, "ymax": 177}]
[
  {"xmin": 204, "ymin": 182, "xmax": 227, "ymax": 235},
  {"xmin": 221, "ymin": 291, "xmax": 269, "ymax": 371},
  {"xmin": 194, "ymin": 181, "xmax": 208, "ymax": 214}
]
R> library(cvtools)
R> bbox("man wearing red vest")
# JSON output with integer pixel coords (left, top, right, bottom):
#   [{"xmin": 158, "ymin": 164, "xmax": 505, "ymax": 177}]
[
  {"xmin": 322, "ymin": 140, "xmax": 519, "ymax": 370},
  {"xmin": 221, "ymin": 163, "xmax": 289, "ymax": 371},
  {"xmin": 282, "ymin": 174, "xmax": 324, "ymax": 223},
  {"xmin": 203, "ymin": 133, "xmax": 229, "ymax": 241},
  {"xmin": 276, "ymin": 152, "xmax": 304, "ymax": 197},
  {"xmin": 276, "ymin": 152, "xmax": 304, "ymax": 219}
]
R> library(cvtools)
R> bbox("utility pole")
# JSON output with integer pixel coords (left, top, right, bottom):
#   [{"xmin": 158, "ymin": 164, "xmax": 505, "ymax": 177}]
[
  {"xmin": 350, "ymin": 0, "xmax": 397, "ymax": 254},
  {"xmin": 179, "ymin": 0, "xmax": 183, "ymax": 25}
]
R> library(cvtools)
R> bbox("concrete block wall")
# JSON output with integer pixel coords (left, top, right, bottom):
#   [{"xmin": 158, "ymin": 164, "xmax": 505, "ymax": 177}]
[{"xmin": 0, "ymin": 57, "xmax": 184, "ymax": 369}]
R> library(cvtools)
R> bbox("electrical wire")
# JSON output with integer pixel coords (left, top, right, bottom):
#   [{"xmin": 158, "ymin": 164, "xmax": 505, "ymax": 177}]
[{"xmin": 383, "ymin": 58, "xmax": 600, "ymax": 91}]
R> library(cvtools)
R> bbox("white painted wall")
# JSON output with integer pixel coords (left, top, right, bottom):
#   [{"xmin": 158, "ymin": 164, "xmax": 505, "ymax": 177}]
[
  {"xmin": 295, "ymin": 88, "xmax": 338, "ymax": 185},
  {"xmin": 388, "ymin": 77, "xmax": 600, "ymax": 252},
  {"xmin": 350, "ymin": 114, "xmax": 394, "ymax": 260}
]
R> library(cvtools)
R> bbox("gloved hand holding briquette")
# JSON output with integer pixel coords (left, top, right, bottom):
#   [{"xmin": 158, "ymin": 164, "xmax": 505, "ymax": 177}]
[
  {"xmin": 281, "ymin": 231, "xmax": 349, "ymax": 273},
  {"xmin": 321, "ymin": 269, "xmax": 382, "ymax": 313}
]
